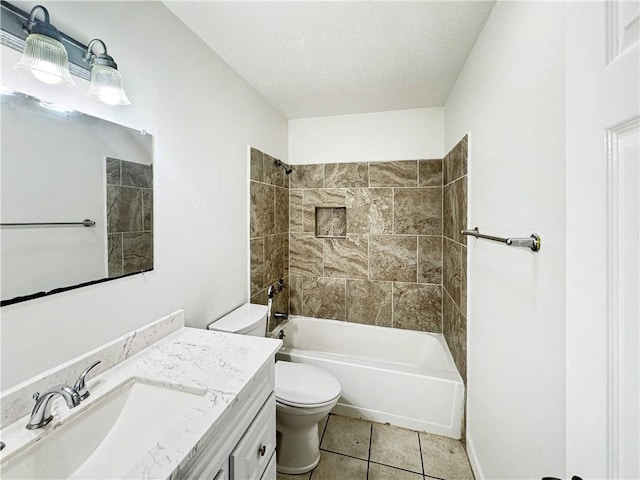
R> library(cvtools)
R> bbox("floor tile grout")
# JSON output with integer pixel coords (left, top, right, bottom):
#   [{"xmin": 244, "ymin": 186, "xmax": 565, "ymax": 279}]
[
  {"xmin": 366, "ymin": 423, "xmax": 373, "ymax": 480},
  {"xmin": 291, "ymin": 414, "xmax": 470, "ymax": 480},
  {"xmin": 417, "ymin": 431, "xmax": 426, "ymax": 478}
]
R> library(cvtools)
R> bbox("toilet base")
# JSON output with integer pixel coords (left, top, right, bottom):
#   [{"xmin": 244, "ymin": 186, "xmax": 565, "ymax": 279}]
[
  {"xmin": 275, "ymin": 401, "xmax": 337, "ymax": 475},
  {"xmin": 276, "ymin": 453, "xmax": 320, "ymax": 475}
]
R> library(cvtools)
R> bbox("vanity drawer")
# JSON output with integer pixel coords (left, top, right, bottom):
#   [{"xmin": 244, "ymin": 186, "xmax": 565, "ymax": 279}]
[{"xmin": 230, "ymin": 394, "xmax": 276, "ymax": 480}]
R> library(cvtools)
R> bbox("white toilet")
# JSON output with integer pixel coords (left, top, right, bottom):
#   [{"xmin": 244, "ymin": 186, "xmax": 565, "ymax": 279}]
[{"xmin": 208, "ymin": 303, "xmax": 340, "ymax": 474}]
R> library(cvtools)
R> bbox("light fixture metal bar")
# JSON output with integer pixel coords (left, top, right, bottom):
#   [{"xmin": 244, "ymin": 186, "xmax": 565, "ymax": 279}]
[{"xmin": 0, "ymin": 0, "xmax": 90, "ymax": 80}]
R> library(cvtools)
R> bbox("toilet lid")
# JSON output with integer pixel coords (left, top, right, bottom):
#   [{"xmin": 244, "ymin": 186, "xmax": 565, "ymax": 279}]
[{"xmin": 275, "ymin": 361, "xmax": 341, "ymax": 407}]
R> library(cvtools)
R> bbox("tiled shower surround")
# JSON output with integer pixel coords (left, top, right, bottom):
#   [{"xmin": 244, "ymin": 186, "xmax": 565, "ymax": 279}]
[
  {"xmin": 249, "ymin": 141, "xmax": 467, "ymax": 375},
  {"xmin": 107, "ymin": 158, "xmax": 153, "ymax": 277},
  {"xmin": 288, "ymin": 159, "xmax": 444, "ymax": 332},
  {"xmin": 249, "ymin": 148, "xmax": 291, "ymax": 329},
  {"xmin": 442, "ymin": 136, "xmax": 468, "ymax": 383}
]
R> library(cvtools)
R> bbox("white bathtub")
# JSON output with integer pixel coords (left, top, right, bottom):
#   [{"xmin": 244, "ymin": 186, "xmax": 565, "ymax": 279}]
[{"xmin": 273, "ymin": 316, "xmax": 464, "ymax": 439}]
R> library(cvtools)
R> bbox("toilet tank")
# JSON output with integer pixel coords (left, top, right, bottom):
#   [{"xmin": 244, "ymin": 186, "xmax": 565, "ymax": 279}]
[{"xmin": 208, "ymin": 303, "xmax": 268, "ymax": 337}]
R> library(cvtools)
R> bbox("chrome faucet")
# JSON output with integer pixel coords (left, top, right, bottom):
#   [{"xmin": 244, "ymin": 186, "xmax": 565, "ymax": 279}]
[
  {"xmin": 274, "ymin": 311, "xmax": 288, "ymax": 322},
  {"xmin": 26, "ymin": 385, "xmax": 81, "ymax": 430},
  {"xmin": 73, "ymin": 360, "xmax": 101, "ymax": 400}
]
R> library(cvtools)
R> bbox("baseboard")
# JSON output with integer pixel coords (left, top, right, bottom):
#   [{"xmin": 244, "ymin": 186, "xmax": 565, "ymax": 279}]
[{"xmin": 466, "ymin": 433, "xmax": 484, "ymax": 480}]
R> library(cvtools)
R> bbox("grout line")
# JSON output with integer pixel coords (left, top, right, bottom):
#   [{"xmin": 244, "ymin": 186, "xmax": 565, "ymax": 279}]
[
  {"xmin": 417, "ymin": 431, "xmax": 426, "ymax": 477},
  {"xmin": 367, "ymin": 460, "xmax": 426, "ymax": 477},
  {"xmin": 366, "ymin": 423, "xmax": 373, "ymax": 480},
  {"xmin": 319, "ymin": 448, "xmax": 369, "ymax": 464}
]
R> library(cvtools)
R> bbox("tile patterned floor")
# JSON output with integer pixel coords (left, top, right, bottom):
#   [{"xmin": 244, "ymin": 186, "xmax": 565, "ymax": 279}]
[{"xmin": 277, "ymin": 414, "xmax": 474, "ymax": 480}]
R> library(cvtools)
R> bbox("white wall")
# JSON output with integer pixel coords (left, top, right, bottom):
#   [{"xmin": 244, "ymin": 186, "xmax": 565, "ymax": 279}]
[
  {"xmin": 0, "ymin": 1, "xmax": 287, "ymax": 389},
  {"xmin": 288, "ymin": 107, "xmax": 443, "ymax": 164},
  {"xmin": 444, "ymin": 2, "xmax": 566, "ymax": 479}
]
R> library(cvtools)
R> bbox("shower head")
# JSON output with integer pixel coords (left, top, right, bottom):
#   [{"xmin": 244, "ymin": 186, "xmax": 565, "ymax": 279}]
[{"xmin": 274, "ymin": 159, "xmax": 293, "ymax": 175}]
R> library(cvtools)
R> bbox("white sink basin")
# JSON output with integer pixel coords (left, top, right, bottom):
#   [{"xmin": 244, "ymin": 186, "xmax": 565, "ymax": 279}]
[{"xmin": 1, "ymin": 379, "xmax": 205, "ymax": 479}]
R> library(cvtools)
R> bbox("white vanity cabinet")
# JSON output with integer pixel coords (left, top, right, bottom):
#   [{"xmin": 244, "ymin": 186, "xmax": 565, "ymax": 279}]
[{"xmin": 178, "ymin": 360, "xmax": 277, "ymax": 480}]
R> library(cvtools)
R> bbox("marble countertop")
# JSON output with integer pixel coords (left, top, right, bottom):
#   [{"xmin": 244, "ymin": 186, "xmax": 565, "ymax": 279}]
[{"xmin": 0, "ymin": 327, "xmax": 282, "ymax": 479}]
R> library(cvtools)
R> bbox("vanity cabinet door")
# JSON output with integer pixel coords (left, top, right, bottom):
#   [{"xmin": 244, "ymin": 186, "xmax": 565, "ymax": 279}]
[
  {"xmin": 230, "ymin": 394, "xmax": 276, "ymax": 480},
  {"xmin": 260, "ymin": 451, "xmax": 276, "ymax": 480},
  {"xmin": 212, "ymin": 463, "xmax": 229, "ymax": 480}
]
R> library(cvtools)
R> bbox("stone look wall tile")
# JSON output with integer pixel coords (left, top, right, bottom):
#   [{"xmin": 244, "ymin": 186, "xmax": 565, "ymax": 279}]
[
  {"xmin": 369, "ymin": 235, "xmax": 417, "ymax": 282},
  {"xmin": 250, "ymin": 147, "xmax": 263, "ymax": 182},
  {"xmin": 290, "ymin": 164, "xmax": 323, "ymax": 189},
  {"xmin": 264, "ymin": 233, "xmax": 287, "ymax": 287},
  {"xmin": 303, "ymin": 277, "xmax": 346, "ymax": 320},
  {"xmin": 444, "ymin": 135, "xmax": 468, "ymax": 185},
  {"xmin": 106, "ymin": 158, "xmax": 121, "ymax": 185},
  {"xmin": 275, "ymin": 187, "xmax": 289, "ymax": 234},
  {"xmin": 250, "ymin": 289, "xmax": 268, "ymax": 307},
  {"xmin": 316, "ymin": 207, "xmax": 347, "ymax": 238},
  {"xmin": 442, "ymin": 136, "xmax": 468, "ymax": 384},
  {"xmin": 461, "ymin": 245, "xmax": 467, "ymax": 316},
  {"xmin": 250, "ymin": 238, "xmax": 264, "ymax": 296},
  {"xmin": 269, "ymin": 276, "xmax": 289, "ymax": 332},
  {"xmin": 443, "ymin": 237, "xmax": 462, "ymax": 307},
  {"xmin": 106, "ymin": 159, "xmax": 153, "ymax": 277},
  {"xmin": 263, "ymin": 153, "xmax": 287, "ymax": 187},
  {"xmin": 142, "ymin": 189, "xmax": 153, "ymax": 231},
  {"xmin": 444, "ymin": 178, "xmax": 467, "ymax": 244},
  {"xmin": 393, "ymin": 188, "xmax": 442, "ymax": 235},
  {"xmin": 121, "ymin": 162, "xmax": 152, "ymax": 189},
  {"xmin": 107, "ymin": 185, "xmax": 143, "ymax": 233},
  {"xmin": 345, "ymin": 279, "xmax": 392, "ymax": 327},
  {"xmin": 325, "ymin": 162, "xmax": 369, "ymax": 188},
  {"xmin": 324, "ymin": 234, "xmax": 368, "ymax": 279},
  {"xmin": 345, "ymin": 188, "xmax": 393, "ymax": 234},
  {"xmin": 418, "ymin": 159, "xmax": 442, "ymax": 187},
  {"xmin": 458, "ymin": 135, "xmax": 468, "ymax": 178},
  {"xmin": 418, "ymin": 236, "xmax": 442, "ymax": 284},
  {"xmin": 442, "ymin": 290, "xmax": 455, "ymax": 347},
  {"xmin": 453, "ymin": 306, "xmax": 467, "ymax": 382},
  {"xmin": 454, "ymin": 178, "xmax": 467, "ymax": 245},
  {"xmin": 303, "ymin": 189, "xmax": 346, "ymax": 233},
  {"xmin": 369, "ymin": 160, "xmax": 417, "ymax": 187},
  {"xmin": 122, "ymin": 232, "xmax": 153, "ymax": 273},
  {"xmin": 250, "ymin": 181, "xmax": 274, "ymax": 237},
  {"xmin": 250, "ymin": 148, "xmax": 290, "ymax": 317},
  {"xmin": 393, "ymin": 283, "xmax": 442, "ymax": 333},
  {"xmin": 289, "ymin": 274, "xmax": 303, "ymax": 315},
  {"xmin": 289, "ymin": 189, "xmax": 304, "ymax": 232},
  {"xmin": 443, "ymin": 183, "xmax": 455, "ymax": 240},
  {"xmin": 290, "ymin": 232, "xmax": 323, "ymax": 277},
  {"xmin": 108, "ymin": 233, "xmax": 123, "ymax": 277}
]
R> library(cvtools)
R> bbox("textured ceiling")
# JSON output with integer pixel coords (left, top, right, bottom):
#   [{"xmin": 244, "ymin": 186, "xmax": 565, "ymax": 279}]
[{"xmin": 165, "ymin": 1, "xmax": 495, "ymax": 119}]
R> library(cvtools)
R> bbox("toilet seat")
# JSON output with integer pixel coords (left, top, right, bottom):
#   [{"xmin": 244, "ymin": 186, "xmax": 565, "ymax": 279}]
[{"xmin": 275, "ymin": 361, "xmax": 340, "ymax": 408}]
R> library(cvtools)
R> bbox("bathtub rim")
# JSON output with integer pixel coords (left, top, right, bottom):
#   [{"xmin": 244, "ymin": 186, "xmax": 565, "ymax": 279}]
[{"xmin": 277, "ymin": 315, "xmax": 462, "ymax": 380}]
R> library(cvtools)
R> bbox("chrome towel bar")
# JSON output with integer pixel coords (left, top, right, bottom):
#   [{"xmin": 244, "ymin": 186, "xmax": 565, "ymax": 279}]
[
  {"xmin": 1, "ymin": 219, "xmax": 96, "ymax": 228},
  {"xmin": 461, "ymin": 227, "xmax": 541, "ymax": 252}
]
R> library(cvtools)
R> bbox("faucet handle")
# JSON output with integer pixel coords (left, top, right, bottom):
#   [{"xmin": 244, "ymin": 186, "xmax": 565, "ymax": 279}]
[{"xmin": 73, "ymin": 360, "xmax": 101, "ymax": 400}]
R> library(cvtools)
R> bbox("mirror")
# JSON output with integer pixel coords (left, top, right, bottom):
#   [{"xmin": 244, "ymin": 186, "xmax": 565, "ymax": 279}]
[{"xmin": 1, "ymin": 89, "xmax": 153, "ymax": 306}]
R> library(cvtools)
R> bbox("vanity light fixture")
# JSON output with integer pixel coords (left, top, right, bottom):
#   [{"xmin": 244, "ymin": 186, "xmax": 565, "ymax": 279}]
[
  {"xmin": 12, "ymin": 5, "xmax": 74, "ymax": 86},
  {"xmin": 84, "ymin": 39, "xmax": 130, "ymax": 106},
  {"xmin": 1, "ymin": 1, "xmax": 131, "ymax": 106}
]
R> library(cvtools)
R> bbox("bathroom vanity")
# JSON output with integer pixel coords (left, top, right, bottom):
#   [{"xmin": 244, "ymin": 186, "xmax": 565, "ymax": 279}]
[{"xmin": 0, "ymin": 311, "xmax": 281, "ymax": 480}]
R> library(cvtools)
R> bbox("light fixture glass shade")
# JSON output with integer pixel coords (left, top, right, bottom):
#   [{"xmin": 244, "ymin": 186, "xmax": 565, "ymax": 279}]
[
  {"xmin": 13, "ymin": 34, "xmax": 75, "ymax": 86},
  {"xmin": 86, "ymin": 64, "xmax": 130, "ymax": 106}
]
